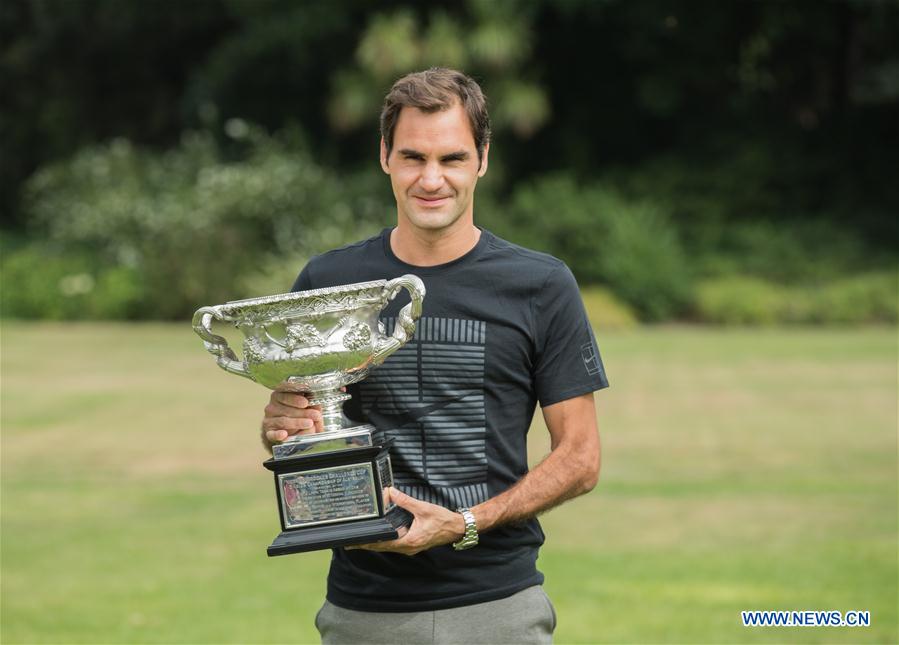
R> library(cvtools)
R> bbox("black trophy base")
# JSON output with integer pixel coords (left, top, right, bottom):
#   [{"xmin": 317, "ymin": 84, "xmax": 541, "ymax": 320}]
[{"xmin": 267, "ymin": 505, "xmax": 412, "ymax": 556}]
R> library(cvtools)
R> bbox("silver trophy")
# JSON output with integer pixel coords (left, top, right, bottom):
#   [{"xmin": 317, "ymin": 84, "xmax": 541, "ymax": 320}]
[{"xmin": 192, "ymin": 275, "xmax": 425, "ymax": 555}]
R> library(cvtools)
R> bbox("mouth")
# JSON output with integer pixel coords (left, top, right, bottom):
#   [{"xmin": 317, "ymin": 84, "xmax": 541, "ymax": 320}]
[{"xmin": 413, "ymin": 195, "xmax": 452, "ymax": 208}]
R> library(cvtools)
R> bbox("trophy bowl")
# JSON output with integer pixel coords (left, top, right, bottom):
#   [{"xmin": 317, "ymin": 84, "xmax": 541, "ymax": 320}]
[
  {"xmin": 192, "ymin": 274, "xmax": 425, "ymax": 555},
  {"xmin": 192, "ymin": 274, "xmax": 425, "ymax": 437}
]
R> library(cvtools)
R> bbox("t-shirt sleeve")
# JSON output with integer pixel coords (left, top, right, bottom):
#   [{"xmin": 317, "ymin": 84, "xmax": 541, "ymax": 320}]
[
  {"xmin": 291, "ymin": 264, "xmax": 313, "ymax": 292},
  {"xmin": 533, "ymin": 263, "xmax": 610, "ymax": 407}
]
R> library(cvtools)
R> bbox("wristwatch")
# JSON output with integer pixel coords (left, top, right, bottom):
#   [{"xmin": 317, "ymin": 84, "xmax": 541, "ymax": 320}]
[{"xmin": 452, "ymin": 507, "xmax": 479, "ymax": 551}]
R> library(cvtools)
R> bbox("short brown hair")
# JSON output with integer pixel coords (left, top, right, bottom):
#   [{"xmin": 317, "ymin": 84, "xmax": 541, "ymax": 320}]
[{"xmin": 380, "ymin": 67, "xmax": 491, "ymax": 164}]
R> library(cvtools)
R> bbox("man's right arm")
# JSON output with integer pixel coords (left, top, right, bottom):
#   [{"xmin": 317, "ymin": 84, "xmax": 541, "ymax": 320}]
[{"xmin": 260, "ymin": 391, "xmax": 324, "ymax": 453}]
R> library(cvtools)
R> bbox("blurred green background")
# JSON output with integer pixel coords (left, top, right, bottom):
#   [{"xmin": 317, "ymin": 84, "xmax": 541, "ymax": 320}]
[
  {"xmin": 1, "ymin": 1, "xmax": 897, "ymax": 643},
  {"xmin": 1, "ymin": 0, "xmax": 897, "ymax": 324}
]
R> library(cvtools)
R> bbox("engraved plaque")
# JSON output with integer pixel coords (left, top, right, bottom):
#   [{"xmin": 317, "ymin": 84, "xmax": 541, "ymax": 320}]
[{"xmin": 278, "ymin": 463, "xmax": 379, "ymax": 529}]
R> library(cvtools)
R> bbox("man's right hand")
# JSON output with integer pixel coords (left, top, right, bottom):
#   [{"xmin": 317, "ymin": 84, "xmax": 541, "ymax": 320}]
[{"xmin": 261, "ymin": 390, "xmax": 324, "ymax": 451}]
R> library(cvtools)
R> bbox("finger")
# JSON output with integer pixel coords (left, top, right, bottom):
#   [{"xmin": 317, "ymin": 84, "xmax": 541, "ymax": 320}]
[
  {"xmin": 273, "ymin": 391, "xmax": 311, "ymax": 409},
  {"xmin": 263, "ymin": 415, "xmax": 314, "ymax": 431},
  {"xmin": 265, "ymin": 401, "xmax": 323, "ymax": 422},
  {"xmin": 350, "ymin": 538, "xmax": 405, "ymax": 553},
  {"xmin": 345, "ymin": 541, "xmax": 383, "ymax": 551},
  {"xmin": 263, "ymin": 416, "xmax": 317, "ymax": 435},
  {"xmin": 346, "ymin": 526, "xmax": 411, "ymax": 550},
  {"xmin": 265, "ymin": 424, "xmax": 317, "ymax": 444},
  {"xmin": 285, "ymin": 418, "xmax": 318, "ymax": 436},
  {"xmin": 388, "ymin": 488, "xmax": 425, "ymax": 513},
  {"xmin": 265, "ymin": 429, "xmax": 289, "ymax": 443}
]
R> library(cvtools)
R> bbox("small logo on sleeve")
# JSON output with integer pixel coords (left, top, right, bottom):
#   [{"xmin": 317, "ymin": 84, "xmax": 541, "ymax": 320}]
[{"xmin": 581, "ymin": 341, "xmax": 602, "ymax": 376}]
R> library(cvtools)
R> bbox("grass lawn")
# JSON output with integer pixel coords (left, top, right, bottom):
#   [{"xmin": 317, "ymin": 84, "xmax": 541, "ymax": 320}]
[{"xmin": 2, "ymin": 322, "xmax": 896, "ymax": 643}]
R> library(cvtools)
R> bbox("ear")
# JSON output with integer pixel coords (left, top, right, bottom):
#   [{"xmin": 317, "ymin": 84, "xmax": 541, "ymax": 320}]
[
  {"xmin": 380, "ymin": 138, "xmax": 390, "ymax": 174},
  {"xmin": 477, "ymin": 143, "xmax": 490, "ymax": 177}
]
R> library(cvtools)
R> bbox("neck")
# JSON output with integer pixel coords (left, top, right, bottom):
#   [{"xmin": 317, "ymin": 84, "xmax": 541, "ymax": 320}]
[{"xmin": 390, "ymin": 221, "xmax": 481, "ymax": 267}]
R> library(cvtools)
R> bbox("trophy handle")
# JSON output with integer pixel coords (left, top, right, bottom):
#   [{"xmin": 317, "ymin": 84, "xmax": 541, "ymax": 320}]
[
  {"xmin": 191, "ymin": 306, "xmax": 255, "ymax": 381},
  {"xmin": 372, "ymin": 274, "xmax": 426, "ymax": 364}
]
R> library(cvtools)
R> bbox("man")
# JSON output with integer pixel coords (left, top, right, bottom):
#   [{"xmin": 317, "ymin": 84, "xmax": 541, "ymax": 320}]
[{"xmin": 261, "ymin": 68, "xmax": 609, "ymax": 644}]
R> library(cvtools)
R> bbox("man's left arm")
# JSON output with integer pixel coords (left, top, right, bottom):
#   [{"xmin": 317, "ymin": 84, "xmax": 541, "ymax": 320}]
[{"xmin": 353, "ymin": 391, "xmax": 600, "ymax": 555}]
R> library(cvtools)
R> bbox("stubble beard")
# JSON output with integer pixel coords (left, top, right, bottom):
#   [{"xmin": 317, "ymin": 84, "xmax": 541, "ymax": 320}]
[{"xmin": 401, "ymin": 197, "xmax": 470, "ymax": 234}]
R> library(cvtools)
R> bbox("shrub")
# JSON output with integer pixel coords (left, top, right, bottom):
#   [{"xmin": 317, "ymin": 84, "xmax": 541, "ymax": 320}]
[
  {"xmin": 695, "ymin": 219, "xmax": 873, "ymax": 284},
  {"xmin": 694, "ymin": 277, "xmax": 786, "ymax": 325},
  {"xmin": 808, "ymin": 272, "xmax": 898, "ymax": 324},
  {"xmin": 0, "ymin": 246, "xmax": 145, "ymax": 320},
  {"xmin": 20, "ymin": 128, "xmax": 390, "ymax": 319},
  {"xmin": 580, "ymin": 287, "xmax": 638, "ymax": 330},
  {"xmin": 694, "ymin": 271, "xmax": 898, "ymax": 325}
]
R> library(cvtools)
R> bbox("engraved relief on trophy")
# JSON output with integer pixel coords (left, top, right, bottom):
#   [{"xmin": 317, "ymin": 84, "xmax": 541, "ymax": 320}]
[{"xmin": 283, "ymin": 322, "xmax": 326, "ymax": 349}]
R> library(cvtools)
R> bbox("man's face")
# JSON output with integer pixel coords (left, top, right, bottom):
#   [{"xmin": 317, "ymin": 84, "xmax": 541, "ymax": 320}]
[{"xmin": 381, "ymin": 103, "xmax": 488, "ymax": 234}]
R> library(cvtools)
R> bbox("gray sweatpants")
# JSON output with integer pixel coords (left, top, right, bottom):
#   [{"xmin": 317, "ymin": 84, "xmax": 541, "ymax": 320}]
[{"xmin": 316, "ymin": 585, "xmax": 556, "ymax": 644}]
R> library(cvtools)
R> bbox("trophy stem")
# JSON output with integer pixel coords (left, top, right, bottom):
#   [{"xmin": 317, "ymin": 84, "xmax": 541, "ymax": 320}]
[{"xmin": 307, "ymin": 390, "xmax": 352, "ymax": 434}]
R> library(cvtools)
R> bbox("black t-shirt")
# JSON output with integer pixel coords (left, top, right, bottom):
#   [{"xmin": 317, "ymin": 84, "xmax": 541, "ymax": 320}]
[{"xmin": 292, "ymin": 228, "xmax": 609, "ymax": 612}]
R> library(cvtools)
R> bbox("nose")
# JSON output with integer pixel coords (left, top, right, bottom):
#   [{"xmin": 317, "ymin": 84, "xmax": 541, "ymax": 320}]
[{"xmin": 418, "ymin": 162, "xmax": 445, "ymax": 192}]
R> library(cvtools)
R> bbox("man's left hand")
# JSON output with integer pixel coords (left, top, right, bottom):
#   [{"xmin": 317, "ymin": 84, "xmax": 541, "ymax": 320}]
[{"xmin": 347, "ymin": 488, "xmax": 464, "ymax": 556}]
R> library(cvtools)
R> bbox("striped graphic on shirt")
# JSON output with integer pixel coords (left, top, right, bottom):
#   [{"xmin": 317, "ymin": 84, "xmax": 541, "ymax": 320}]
[{"xmin": 359, "ymin": 317, "xmax": 488, "ymax": 508}]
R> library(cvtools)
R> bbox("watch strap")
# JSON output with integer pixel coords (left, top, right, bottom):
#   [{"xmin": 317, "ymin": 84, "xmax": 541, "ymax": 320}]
[{"xmin": 452, "ymin": 507, "xmax": 479, "ymax": 550}]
